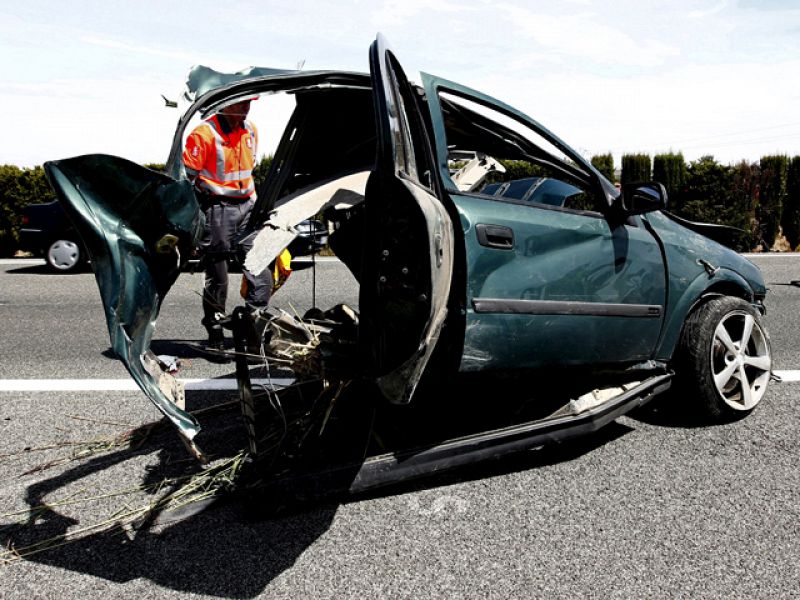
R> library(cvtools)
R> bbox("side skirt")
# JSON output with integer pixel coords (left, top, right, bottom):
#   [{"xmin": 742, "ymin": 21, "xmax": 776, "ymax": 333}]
[
  {"xmin": 247, "ymin": 373, "xmax": 672, "ymax": 499},
  {"xmin": 347, "ymin": 373, "xmax": 671, "ymax": 493}
]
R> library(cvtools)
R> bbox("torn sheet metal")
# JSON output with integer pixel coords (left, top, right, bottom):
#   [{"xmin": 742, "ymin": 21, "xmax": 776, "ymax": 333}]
[
  {"xmin": 156, "ymin": 354, "xmax": 181, "ymax": 374},
  {"xmin": 244, "ymin": 171, "xmax": 369, "ymax": 276},
  {"xmin": 44, "ymin": 155, "xmax": 204, "ymax": 441},
  {"xmin": 183, "ymin": 65, "xmax": 293, "ymax": 103},
  {"xmin": 142, "ymin": 352, "xmax": 186, "ymax": 410}
]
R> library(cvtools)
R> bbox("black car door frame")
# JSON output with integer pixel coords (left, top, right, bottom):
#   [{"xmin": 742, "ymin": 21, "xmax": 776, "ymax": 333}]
[{"xmin": 361, "ymin": 34, "xmax": 456, "ymax": 404}]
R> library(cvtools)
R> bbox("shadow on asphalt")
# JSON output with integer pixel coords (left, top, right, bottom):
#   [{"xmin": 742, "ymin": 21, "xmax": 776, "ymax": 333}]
[
  {"xmin": 624, "ymin": 390, "xmax": 739, "ymax": 429},
  {"xmin": 1, "ymin": 382, "xmax": 633, "ymax": 597},
  {"xmin": 4, "ymin": 260, "xmax": 208, "ymax": 276},
  {"xmin": 101, "ymin": 340, "xmax": 215, "ymax": 362},
  {"xmin": 4, "ymin": 263, "xmax": 88, "ymax": 275}
]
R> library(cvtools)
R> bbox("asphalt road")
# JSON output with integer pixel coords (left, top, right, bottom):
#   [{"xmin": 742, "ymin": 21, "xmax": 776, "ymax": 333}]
[{"xmin": 1, "ymin": 255, "xmax": 799, "ymax": 598}]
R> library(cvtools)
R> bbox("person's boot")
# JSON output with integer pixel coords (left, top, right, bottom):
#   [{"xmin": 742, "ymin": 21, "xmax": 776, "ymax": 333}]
[
  {"xmin": 206, "ymin": 325, "xmax": 225, "ymax": 351},
  {"xmin": 200, "ymin": 323, "xmax": 230, "ymax": 363}
]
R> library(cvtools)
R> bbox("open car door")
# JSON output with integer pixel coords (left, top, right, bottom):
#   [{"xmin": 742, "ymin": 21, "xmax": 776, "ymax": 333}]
[
  {"xmin": 363, "ymin": 34, "xmax": 455, "ymax": 404},
  {"xmin": 44, "ymin": 156, "xmax": 204, "ymax": 442}
]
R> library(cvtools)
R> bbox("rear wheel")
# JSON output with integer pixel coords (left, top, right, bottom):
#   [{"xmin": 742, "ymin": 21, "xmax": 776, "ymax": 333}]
[
  {"xmin": 677, "ymin": 296, "xmax": 771, "ymax": 421},
  {"xmin": 46, "ymin": 239, "xmax": 82, "ymax": 272}
]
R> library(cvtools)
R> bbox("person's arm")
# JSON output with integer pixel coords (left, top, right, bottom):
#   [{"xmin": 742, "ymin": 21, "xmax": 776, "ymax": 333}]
[
  {"xmin": 253, "ymin": 124, "xmax": 259, "ymax": 160},
  {"xmin": 182, "ymin": 129, "xmax": 207, "ymax": 183}
]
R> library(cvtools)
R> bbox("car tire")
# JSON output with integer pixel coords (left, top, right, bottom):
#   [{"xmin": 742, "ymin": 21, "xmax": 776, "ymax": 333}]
[
  {"xmin": 676, "ymin": 296, "xmax": 771, "ymax": 421},
  {"xmin": 46, "ymin": 239, "xmax": 83, "ymax": 273}
]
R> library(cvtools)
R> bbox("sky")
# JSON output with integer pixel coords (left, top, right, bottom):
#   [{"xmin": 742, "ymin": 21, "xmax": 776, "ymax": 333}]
[{"xmin": 2, "ymin": 0, "xmax": 800, "ymax": 169}]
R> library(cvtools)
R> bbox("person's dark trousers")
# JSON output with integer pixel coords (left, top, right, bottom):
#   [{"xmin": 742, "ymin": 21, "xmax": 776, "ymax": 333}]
[{"xmin": 199, "ymin": 197, "xmax": 271, "ymax": 344}]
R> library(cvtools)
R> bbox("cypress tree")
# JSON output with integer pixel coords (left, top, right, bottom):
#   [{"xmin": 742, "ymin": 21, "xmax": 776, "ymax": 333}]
[
  {"xmin": 782, "ymin": 156, "xmax": 800, "ymax": 249},
  {"xmin": 680, "ymin": 156, "xmax": 733, "ymax": 225},
  {"xmin": 621, "ymin": 154, "xmax": 651, "ymax": 184},
  {"xmin": 758, "ymin": 155, "xmax": 788, "ymax": 249},
  {"xmin": 653, "ymin": 152, "xmax": 687, "ymax": 209}
]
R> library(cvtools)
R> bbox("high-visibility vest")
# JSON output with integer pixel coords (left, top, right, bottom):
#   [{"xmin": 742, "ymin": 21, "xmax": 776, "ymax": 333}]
[{"xmin": 182, "ymin": 115, "xmax": 258, "ymax": 200}]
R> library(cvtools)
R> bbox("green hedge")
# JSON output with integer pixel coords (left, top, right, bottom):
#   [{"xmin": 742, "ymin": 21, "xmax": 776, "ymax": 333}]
[
  {"xmin": 758, "ymin": 155, "xmax": 788, "ymax": 249},
  {"xmin": 253, "ymin": 155, "xmax": 273, "ymax": 190},
  {"xmin": 590, "ymin": 153, "xmax": 615, "ymax": 182},
  {"xmin": 0, "ymin": 165, "xmax": 55, "ymax": 256},
  {"xmin": 781, "ymin": 156, "xmax": 800, "ymax": 249}
]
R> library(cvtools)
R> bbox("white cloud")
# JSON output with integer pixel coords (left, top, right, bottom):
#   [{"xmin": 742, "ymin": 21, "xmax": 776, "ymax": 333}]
[
  {"xmin": 80, "ymin": 36, "xmax": 249, "ymax": 74},
  {"xmin": 369, "ymin": 0, "xmax": 471, "ymax": 27},
  {"xmin": 2, "ymin": 0, "xmax": 800, "ymax": 166},
  {"xmin": 81, "ymin": 36, "xmax": 196, "ymax": 64},
  {"xmin": 687, "ymin": 1, "xmax": 727, "ymax": 19},
  {"xmin": 494, "ymin": 4, "xmax": 680, "ymax": 67},
  {"xmin": 475, "ymin": 57, "xmax": 800, "ymax": 164}
]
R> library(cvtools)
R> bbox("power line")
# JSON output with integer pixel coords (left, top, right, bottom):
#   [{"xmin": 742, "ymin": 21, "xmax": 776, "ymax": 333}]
[
  {"xmin": 677, "ymin": 132, "xmax": 800, "ymax": 150},
  {"xmin": 603, "ymin": 130, "xmax": 800, "ymax": 154},
  {"xmin": 647, "ymin": 121, "xmax": 800, "ymax": 147}
]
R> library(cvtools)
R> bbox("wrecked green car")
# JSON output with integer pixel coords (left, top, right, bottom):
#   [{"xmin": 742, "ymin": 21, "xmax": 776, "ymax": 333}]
[{"xmin": 44, "ymin": 35, "xmax": 772, "ymax": 494}]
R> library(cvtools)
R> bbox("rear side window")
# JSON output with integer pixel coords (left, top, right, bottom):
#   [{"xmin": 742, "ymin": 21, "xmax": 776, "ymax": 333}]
[{"xmin": 439, "ymin": 91, "xmax": 598, "ymax": 213}]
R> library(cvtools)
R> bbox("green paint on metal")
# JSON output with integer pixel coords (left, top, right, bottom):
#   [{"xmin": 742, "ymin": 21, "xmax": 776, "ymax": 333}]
[{"xmin": 44, "ymin": 155, "xmax": 204, "ymax": 439}]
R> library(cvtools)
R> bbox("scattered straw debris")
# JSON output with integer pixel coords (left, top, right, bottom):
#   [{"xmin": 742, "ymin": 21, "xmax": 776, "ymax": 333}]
[
  {"xmin": 15, "ymin": 423, "xmax": 158, "ymax": 476},
  {"xmin": 1, "ymin": 451, "xmax": 248, "ymax": 564}
]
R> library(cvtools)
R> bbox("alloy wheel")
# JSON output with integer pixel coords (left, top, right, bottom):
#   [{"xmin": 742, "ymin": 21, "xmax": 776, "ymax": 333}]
[{"xmin": 711, "ymin": 311, "xmax": 771, "ymax": 411}]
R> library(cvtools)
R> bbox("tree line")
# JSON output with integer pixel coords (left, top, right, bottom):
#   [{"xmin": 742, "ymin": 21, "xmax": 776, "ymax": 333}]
[
  {"xmin": 1, "ymin": 153, "xmax": 799, "ymax": 256},
  {"xmin": 592, "ymin": 152, "xmax": 800, "ymax": 252}
]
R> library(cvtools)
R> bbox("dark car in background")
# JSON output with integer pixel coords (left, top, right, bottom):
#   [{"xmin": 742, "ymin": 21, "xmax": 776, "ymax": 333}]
[
  {"xmin": 287, "ymin": 219, "xmax": 328, "ymax": 257},
  {"xmin": 19, "ymin": 200, "xmax": 87, "ymax": 272}
]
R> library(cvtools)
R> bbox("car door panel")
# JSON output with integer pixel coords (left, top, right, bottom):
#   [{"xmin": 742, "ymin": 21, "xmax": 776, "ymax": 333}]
[
  {"xmin": 364, "ymin": 35, "xmax": 455, "ymax": 404},
  {"xmin": 453, "ymin": 194, "xmax": 665, "ymax": 370}
]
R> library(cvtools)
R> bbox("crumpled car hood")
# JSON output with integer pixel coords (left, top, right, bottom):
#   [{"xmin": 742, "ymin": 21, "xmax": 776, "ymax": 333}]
[{"xmin": 44, "ymin": 155, "xmax": 204, "ymax": 440}]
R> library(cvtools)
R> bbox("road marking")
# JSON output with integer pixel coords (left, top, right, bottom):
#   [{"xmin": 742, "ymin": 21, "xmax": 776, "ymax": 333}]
[
  {"xmin": 0, "ymin": 378, "xmax": 294, "ymax": 392},
  {"xmin": 0, "ymin": 257, "xmax": 340, "ymax": 266},
  {"xmin": 0, "ymin": 259, "xmax": 43, "ymax": 265},
  {"xmin": 2, "ymin": 372, "xmax": 797, "ymax": 392},
  {"xmin": 742, "ymin": 253, "xmax": 800, "ymax": 258},
  {"xmin": 774, "ymin": 370, "xmax": 800, "ymax": 382}
]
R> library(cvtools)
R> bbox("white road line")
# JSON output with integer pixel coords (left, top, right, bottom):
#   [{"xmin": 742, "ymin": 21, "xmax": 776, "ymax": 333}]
[
  {"xmin": 0, "ymin": 259, "xmax": 43, "ymax": 265},
  {"xmin": 0, "ymin": 257, "xmax": 340, "ymax": 266},
  {"xmin": 0, "ymin": 378, "xmax": 294, "ymax": 392},
  {"xmin": 774, "ymin": 370, "xmax": 800, "ymax": 382},
  {"xmin": 742, "ymin": 253, "xmax": 800, "ymax": 258},
  {"xmin": 2, "ymin": 372, "xmax": 798, "ymax": 392}
]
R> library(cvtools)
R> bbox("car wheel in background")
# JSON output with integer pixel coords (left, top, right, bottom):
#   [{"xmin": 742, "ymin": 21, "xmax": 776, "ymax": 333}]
[
  {"xmin": 46, "ymin": 239, "xmax": 82, "ymax": 273},
  {"xmin": 677, "ymin": 296, "xmax": 772, "ymax": 421}
]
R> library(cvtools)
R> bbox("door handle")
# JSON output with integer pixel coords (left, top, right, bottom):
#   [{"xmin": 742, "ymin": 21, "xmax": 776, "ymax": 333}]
[{"xmin": 476, "ymin": 224, "xmax": 514, "ymax": 250}]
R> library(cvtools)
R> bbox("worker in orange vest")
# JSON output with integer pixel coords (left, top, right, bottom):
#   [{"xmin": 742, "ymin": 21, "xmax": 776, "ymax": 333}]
[{"xmin": 183, "ymin": 97, "xmax": 271, "ymax": 354}]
